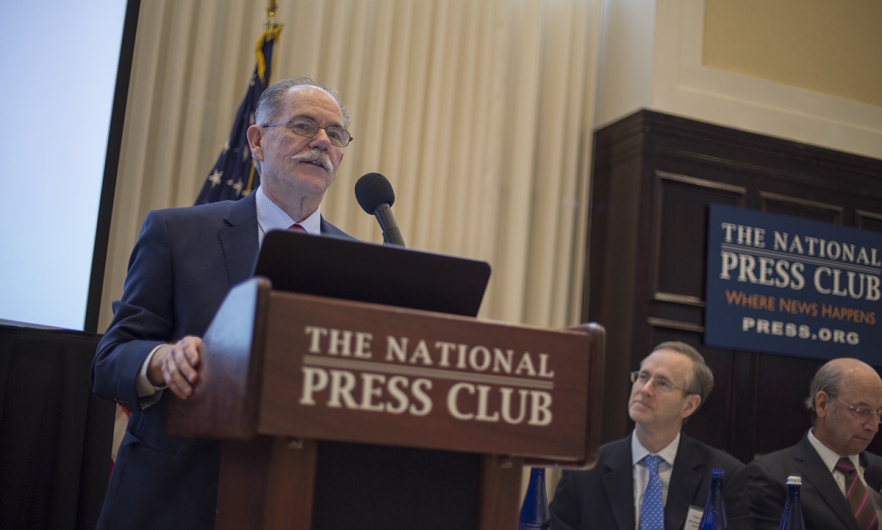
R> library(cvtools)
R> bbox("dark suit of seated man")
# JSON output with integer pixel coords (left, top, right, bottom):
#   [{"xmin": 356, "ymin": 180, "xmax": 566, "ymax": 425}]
[
  {"xmin": 91, "ymin": 77, "xmax": 355, "ymax": 530},
  {"xmin": 550, "ymin": 341, "xmax": 751, "ymax": 530},
  {"xmin": 740, "ymin": 358, "xmax": 882, "ymax": 530}
]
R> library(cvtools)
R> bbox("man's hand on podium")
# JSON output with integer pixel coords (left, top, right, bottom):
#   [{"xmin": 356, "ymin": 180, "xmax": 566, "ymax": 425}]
[{"xmin": 148, "ymin": 336, "xmax": 204, "ymax": 399}]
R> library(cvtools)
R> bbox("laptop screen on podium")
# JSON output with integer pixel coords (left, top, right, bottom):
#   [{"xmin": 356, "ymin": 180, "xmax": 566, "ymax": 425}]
[{"xmin": 253, "ymin": 230, "xmax": 491, "ymax": 317}]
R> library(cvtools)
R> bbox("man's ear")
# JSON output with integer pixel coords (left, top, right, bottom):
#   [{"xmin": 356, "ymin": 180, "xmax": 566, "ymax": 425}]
[
  {"xmin": 246, "ymin": 125, "xmax": 264, "ymax": 163},
  {"xmin": 815, "ymin": 391, "xmax": 830, "ymax": 418},
  {"xmin": 681, "ymin": 394, "xmax": 701, "ymax": 419}
]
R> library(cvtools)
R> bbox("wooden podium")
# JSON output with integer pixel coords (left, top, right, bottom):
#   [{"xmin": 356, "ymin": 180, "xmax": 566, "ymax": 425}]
[{"xmin": 167, "ymin": 278, "xmax": 604, "ymax": 530}]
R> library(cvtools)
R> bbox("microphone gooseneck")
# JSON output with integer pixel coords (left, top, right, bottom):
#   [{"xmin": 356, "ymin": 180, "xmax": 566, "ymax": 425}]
[{"xmin": 354, "ymin": 172, "xmax": 405, "ymax": 247}]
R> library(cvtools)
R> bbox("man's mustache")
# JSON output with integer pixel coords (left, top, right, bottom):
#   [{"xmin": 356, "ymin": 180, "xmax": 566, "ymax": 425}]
[{"xmin": 292, "ymin": 148, "xmax": 334, "ymax": 172}]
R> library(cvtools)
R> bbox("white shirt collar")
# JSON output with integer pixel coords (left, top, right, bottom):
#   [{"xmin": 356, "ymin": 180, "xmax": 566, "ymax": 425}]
[
  {"xmin": 632, "ymin": 430, "xmax": 681, "ymax": 467},
  {"xmin": 255, "ymin": 185, "xmax": 322, "ymax": 245},
  {"xmin": 808, "ymin": 428, "xmax": 861, "ymax": 472}
]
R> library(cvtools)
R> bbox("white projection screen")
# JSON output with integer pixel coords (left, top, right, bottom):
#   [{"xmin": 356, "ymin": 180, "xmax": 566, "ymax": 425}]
[{"xmin": 0, "ymin": 0, "xmax": 138, "ymax": 331}]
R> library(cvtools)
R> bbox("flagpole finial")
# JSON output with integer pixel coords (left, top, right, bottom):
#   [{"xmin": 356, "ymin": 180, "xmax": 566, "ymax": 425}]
[{"xmin": 266, "ymin": 0, "xmax": 278, "ymax": 30}]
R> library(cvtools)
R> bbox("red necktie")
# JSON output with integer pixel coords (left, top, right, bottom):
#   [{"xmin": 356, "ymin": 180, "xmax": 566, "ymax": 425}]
[
  {"xmin": 836, "ymin": 458, "xmax": 878, "ymax": 530},
  {"xmin": 289, "ymin": 223, "xmax": 305, "ymax": 232}
]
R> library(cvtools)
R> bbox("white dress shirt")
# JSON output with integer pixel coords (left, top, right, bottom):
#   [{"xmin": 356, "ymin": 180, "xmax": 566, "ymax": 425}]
[
  {"xmin": 255, "ymin": 185, "xmax": 322, "ymax": 243},
  {"xmin": 632, "ymin": 431, "xmax": 681, "ymax": 529}
]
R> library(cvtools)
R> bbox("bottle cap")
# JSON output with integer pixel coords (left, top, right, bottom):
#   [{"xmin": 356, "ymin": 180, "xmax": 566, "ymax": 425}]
[{"xmin": 786, "ymin": 475, "xmax": 802, "ymax": 485}]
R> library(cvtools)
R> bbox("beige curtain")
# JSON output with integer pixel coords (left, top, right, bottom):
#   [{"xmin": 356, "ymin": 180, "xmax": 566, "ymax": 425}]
[{"xmin": 100, "ymin": 0, "xmax": 601, "ymax": 334}]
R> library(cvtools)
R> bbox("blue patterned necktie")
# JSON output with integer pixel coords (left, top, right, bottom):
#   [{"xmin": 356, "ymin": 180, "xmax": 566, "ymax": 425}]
[{"xmin": 640, "ymin": 455, "xmax": 665, "ymax": 530}]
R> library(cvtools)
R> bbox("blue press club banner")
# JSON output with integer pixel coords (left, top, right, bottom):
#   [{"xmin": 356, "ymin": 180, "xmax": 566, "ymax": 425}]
[{"xmin": 705, "ymin": 204, "xmax": 882, "ymax": 364}]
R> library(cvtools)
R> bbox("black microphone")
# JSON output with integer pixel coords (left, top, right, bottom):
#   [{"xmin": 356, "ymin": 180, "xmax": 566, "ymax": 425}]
[
  {"xmin": 865, "ymin": 464, "xmax": 882, "ymax": 494},
  {"xmin": 354, "ymin": 172, "xmax": 406, "ymax": 247}
]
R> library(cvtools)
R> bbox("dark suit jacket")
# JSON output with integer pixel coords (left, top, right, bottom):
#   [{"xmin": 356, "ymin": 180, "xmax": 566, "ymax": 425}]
[
  {"xmin": 91, "ymin": 193, "xmax": 350, "ymax": 530},
  {"xmin": 550, "ymin": 432, "xmax": 751, "ymax": 530},
  {"xmin": 741, "ymin": 432, "xmax": 882, "ymax": 530}
]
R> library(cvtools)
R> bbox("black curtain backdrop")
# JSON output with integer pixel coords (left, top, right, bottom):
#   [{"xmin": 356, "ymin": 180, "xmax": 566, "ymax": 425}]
[{"xmin": 0, "ymin": 324, "xmax": 114, "ymax": 530}]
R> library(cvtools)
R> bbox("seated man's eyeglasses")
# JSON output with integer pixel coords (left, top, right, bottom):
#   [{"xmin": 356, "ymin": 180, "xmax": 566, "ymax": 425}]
[
  {"xmin": 630, "ymin": 370, "xmax": 688, "ymax": 394},
  {"xmin": 830, "ymin": 395, "xmax": 882, "ymax": 424},
  {"xmin": 262, "ymin": 116, "xmax": 353, "ymax": 147}
]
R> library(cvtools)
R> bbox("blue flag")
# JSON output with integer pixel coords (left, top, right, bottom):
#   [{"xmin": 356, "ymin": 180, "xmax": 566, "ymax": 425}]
[{"xmin": 195, "ymin": 26, "xmax": 282, "ymax": 204}]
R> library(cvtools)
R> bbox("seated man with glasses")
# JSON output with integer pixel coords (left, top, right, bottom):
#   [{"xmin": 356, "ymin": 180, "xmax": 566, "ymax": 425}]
[
  {"xmin": 740, "ymin": 358, "xmax": 882, "ymax": 530},
  {"xmin": 550, "ymin": 341, "xmax": 751, "ymax": 530},
  {"xmin": 92, "ymin": 77, "xmax": 354, "ymax": 530}
]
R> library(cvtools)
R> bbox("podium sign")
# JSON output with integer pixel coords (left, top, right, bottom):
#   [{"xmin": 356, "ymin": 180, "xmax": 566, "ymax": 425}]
[{"xmin": 259, "ymin": 290, "xmax": 590, "ymax": 460}]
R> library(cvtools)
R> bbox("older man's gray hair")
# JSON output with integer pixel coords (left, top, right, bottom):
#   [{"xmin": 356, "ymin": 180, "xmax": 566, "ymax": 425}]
[{"xmin": 804, "ymin": 362, "xmax": 844, "ymax": 421}]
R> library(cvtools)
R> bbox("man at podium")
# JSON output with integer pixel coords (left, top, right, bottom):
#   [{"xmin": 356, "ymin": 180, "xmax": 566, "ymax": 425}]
[
  {"xmin": 91, "ymin": 77, "xmax": 354, "ymax": 530},
  {"xmin": 550, "ymin": 341, "xmax": 751, "ymax": 530}
]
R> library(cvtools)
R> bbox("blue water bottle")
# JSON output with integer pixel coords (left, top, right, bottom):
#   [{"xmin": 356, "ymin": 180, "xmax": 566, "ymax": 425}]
[
  {"xmin": 519, "ymin": 467, "xmax": 550, "ymax": 530},
  {"xmin": 698, "ymin": 468, "xmax": 728, "ymax": 530},
  {"xmin": 777, "ymin": 476, "xmax": 806, "ymax": 530}
]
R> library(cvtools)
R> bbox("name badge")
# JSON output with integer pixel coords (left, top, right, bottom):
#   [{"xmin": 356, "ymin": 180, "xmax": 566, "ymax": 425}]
[{"xmin": 683, "ymin": 505, "xmax": 703, "ymax": 530}]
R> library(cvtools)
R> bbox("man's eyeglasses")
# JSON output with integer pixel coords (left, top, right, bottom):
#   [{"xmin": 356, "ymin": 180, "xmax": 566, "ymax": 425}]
[
  {"xmin": 630, "ymin": 370, "xmax": 687, "ymax": 394},
  {"xmin": 831, "ymin": 395, "xmax": 882, "ymax": 424},
  {"xmin": 262, "ymin": 116, "xmax": 353, "ymax": 147}
]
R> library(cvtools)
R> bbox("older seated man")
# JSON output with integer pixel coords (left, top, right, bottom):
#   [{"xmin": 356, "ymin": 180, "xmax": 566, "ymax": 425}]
[{"xmin": 741, "ymin": 358, "xmax": 882, "ymax": 530}]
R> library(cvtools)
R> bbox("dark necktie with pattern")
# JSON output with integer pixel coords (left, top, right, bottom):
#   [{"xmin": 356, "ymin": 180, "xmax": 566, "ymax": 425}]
[{"xmin": 836, "ymin": 457, "xmax": 879, "ymax": 530}]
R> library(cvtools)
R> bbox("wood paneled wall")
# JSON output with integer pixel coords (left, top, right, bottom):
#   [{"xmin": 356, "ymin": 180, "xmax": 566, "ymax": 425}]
[{"xmin": 585, "ymin": 110, "xmax": 882, "ymax": 462}]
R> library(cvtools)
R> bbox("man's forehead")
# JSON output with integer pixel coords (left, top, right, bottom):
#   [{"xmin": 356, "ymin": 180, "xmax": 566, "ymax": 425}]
[
  {"xmin": 283, "ymin": 86, "xmax": 343, "ymax": 116},
  {"xmin": 839, "ymin": 384, "xmax": 882, "ymax": 407},
  {"xmin": 641, "ymin": 349, "xmax": 693, "ymax": 375},
  {"xmin": 836, "ymin": 366, "xmax": 882, "ymax": 403}
]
